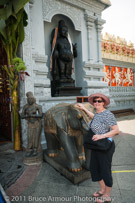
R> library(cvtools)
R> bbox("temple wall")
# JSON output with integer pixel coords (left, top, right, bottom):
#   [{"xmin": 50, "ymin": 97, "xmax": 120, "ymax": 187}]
[
  {"xmin": 24, "ymin": 0, "xmax": 109, "ymax": 99},
  {"xmin": 20, "ymin": 0, "xmax": 117, "ymax": 147},
  {"xmin": 103, "ymin": 59, "xmax": 135, "ymax": 111},
  {"xmin": 102, "ymin": 32, "xmax": 135, "ymax": 111}
]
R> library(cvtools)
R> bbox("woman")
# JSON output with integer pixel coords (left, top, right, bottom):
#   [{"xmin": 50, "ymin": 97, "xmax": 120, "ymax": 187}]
[{"xmin": 77, "ymin": 93, "xmax": 119, "ymax": 203}]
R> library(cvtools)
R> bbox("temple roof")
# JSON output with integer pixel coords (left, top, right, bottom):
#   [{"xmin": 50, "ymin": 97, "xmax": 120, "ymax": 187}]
[{"xmin": 99, "ymin": 0, "xmax": 111, "ymax": 7}]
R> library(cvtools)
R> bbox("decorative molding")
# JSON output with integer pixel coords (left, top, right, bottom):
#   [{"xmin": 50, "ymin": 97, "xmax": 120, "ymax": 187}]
[
  {"xmin": 99, "ymin": 0, "xmax": 111, "ymax": 7},
  {"xmin": 34, "ymin": 87, "xmax": 51, "ymax": 97},
  {"xmin": 32, "ymin": 52, "xmax": 48, "ymax": 63},
  {"xmin": 101, "ymin": 32, "xmax": 135, "ymax": 63},
  {"xmin": 42, "ymin": 0, "xmax": 107, "ymax": 31},
  {"xmin": 103, "ymin": 58, "xmax": 135, "ymax": 69},
  {"xmin": 83, "ymin": 62, "xmax": 108, "ymax": 88},
  {"xmin": 84, "ymin": 62, "xmax": 104, "ymax": 70},
  {"xmin": 84, "ymin": 11, "xmax": 96, "ymax": 29},
  {"xmin": 34, "ymin": 79, "xmax": 50, "ymax": 87},
  {"xmin": 63, "ymin": 0, "xmax": 105, "ymax": 14},
  {"xmin": 95, "ymin": 18, "xmax": 105, "ymax": 31},
  {"xmin": 29, "ymin": 0, "xmax": 34, "ymax": 3},
  {"xmin": 85, "ymin": 70, "xmax": 105, "ymax": 77},
  {"xmin": 109, "ymin": 86, "xmax": 135, "ymax": 95},
  {"xmin": 29, "ymin": 0, "xmax": 34, "ymax": 6},
  {"xmin": 32, "ymin": 51, "xmax": 51, "ymax": 95},
  {"xmin": 42, "ymin": 0, "xmax": 82, "ymax": 31},
  {"xmin": 109, "ymin": 86, "xmax": 135, "ymax": 111}
]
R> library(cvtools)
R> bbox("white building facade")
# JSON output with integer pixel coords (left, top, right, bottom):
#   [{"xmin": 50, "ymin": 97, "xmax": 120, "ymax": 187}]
[
  {"xmin": 21, "ymin": 0, "xmax": 111, "ymax": 102},
  {"xmin": 22, "ymin": 0, "xmax": 135, "ymax": 147}
]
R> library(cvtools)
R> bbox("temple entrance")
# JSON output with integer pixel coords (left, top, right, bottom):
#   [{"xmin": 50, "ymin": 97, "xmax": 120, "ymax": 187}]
[{"xmin": 0, "ymin": 40, "xmax": 12, "ymax": 143}]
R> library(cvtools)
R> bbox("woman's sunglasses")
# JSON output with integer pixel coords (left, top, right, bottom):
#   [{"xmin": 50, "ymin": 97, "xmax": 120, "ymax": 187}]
[{"xmin": 93, "ymin": 100, "xmax": 104, "ymax": 103}]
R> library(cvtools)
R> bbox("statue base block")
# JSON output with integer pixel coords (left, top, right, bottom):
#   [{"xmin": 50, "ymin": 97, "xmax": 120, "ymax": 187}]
[
  {"xmin": 56, "ymin": 86, "xmax": 82, "ymax": 96},
  {"xmin": 43, "ymin": 150, "xmax": 91, "ymax": 184},
  {"xmin": 23, "ymin": 152, "xmax": 43, "ymax": 166}
]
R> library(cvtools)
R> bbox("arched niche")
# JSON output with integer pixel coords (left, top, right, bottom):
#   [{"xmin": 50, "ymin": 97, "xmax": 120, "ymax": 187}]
[
  {"xmin": 44, "ymin": 14, "xmax": 83, "ymax": 95},
  {"xmin": 42, "ymin": 0, "xmax": 81, "ymax": 32}
]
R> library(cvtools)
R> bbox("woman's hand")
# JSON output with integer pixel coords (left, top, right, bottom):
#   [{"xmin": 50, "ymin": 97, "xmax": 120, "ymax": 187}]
[
  {"xmin": 77, "ymin": 103, "xmax": 86, "ymax": 111},
  {"xmin": 77, "ymin": 103, "xmax": 94, "ymax": 119},
  {"xmin": 92, "ymin": 134, "xmax": 105, "ymax": 141}
]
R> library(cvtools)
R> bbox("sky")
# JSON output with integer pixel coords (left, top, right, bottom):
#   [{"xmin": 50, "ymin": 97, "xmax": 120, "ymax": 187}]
[{"xmin": 102, "ymin": 0, "xmax": 135, "ymax": 47}]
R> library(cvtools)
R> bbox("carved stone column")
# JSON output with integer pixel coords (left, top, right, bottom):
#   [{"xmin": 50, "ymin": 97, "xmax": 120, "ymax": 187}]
[
  {"xmin": 22, "ymin": 3, "xmax": 34, "ymax": 95},
  {"xmin": 132, "ymin": 69, "xmax": 134, "ymax": 87},
  {"xmin": 96, "ymin": 18, "xmax": 105, "ymax": 63},
  {"xmin": 21, "ymin": 2, "xmax": 34, "ymax": 148},
  {"xmin": 84, "ymin": 12, "xmax": 96, "ymax": 63}
]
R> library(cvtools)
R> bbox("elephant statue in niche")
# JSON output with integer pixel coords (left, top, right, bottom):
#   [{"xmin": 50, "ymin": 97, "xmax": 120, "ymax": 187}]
[{"xmin": 44, "ymin": 103, "xmax": 94, "ymax": 172}]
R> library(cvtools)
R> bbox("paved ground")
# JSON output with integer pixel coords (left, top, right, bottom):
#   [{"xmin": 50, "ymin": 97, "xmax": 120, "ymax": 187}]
[
  {"xmin": 117, "ymin": 115, "xmax": 135, "ymax": 135},
  {"xmin": 0, "ymin": 145, "xmax": 26, "ymax": 190},
  {"xmin": 0, "ymin": 114, "xmax": 135, "ymax": 203}
]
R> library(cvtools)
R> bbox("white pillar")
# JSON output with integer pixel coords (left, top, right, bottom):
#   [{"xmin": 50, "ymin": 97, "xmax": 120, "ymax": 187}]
[
  {"xmin": 23, "ymin": 2, "xmax": 34, "ymax": 95},
  {"xmin": 84, "ymin": 12, "xmax": 96, "ymax": 63},
  {"xmin": 96, "ymin": 18, "xmax": 105, "ymax": 63}
]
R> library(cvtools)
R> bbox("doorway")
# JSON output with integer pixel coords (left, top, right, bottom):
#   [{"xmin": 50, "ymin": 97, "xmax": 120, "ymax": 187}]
[{"xmin": 0, "ymin": 40, "xmax": 12, "ymax": 142}]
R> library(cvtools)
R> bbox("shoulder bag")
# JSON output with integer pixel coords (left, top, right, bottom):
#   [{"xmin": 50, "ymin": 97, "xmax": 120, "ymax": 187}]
[{"xmin": 84, "ymin": 119, "xmax": 112, "ymax": 151}]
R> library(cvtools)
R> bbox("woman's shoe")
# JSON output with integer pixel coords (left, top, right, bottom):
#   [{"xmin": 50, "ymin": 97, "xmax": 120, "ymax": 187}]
[
  {"xmin": 96, "ymin": 196, "xmax": 112, "ymax": 203},
  {"xmin": 92, "ymin": 191, "xmax": 104, "ymax": 197}
]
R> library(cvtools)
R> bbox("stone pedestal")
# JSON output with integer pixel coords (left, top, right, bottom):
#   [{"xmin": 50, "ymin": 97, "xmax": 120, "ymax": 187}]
[
  {"xmin": 52, "ymin": 79, "xmax": 82, "ymax": 96},
  {"xmin": 56, "ymin": 86, "xmax": 82, "ymax": 96},
  {"xmin": 23, "ymin": 152, "xmax": 43, "ymax": 166},
  {"xmin": 44, "ymin": 150, "xmax": 91, "ymax": 184}
]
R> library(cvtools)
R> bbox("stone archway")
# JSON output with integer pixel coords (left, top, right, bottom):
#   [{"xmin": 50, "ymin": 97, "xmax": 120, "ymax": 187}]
[
  {"xmin": 42, "ymin": 0, "xmax": 82, "ymax": 31},
  {"xmin": 44, "ymin": 14, "xmax": 82, "ymax": 96}
]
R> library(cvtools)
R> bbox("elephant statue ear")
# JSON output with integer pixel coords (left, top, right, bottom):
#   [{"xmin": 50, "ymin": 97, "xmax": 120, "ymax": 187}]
[
  {"xmin": 73, "ymin": 103, "xmax": 94, "ymax": 125},
  {"xmin": 77, "ymin": 113, "xmax": 83, "ymax": 119},
  {"xmin": 67, "ymin": 105, "xmax": 82, "ymax": 130}
]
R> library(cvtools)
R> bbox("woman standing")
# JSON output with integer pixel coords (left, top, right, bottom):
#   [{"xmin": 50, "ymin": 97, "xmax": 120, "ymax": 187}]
[{"xmin": 77, "ymin": 93, "xmax": 119, "ymax": 203}]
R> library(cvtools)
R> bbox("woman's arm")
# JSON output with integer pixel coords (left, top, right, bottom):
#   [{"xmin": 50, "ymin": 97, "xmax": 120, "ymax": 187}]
[
  {"xmin": 103, "ymin": 125, "xmax": 119, "ymax": 139},
  {"xmin": 92, "ymin": 124, "xmax": 119, "ymax": 141},
  {"xmin": 77, "ymin": 103, "xmax": 94, "ymax": 119}
]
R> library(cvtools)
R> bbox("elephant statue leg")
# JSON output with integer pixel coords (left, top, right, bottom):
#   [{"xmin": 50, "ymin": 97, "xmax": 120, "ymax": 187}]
[
  {"xmin": 57, "ymin": 128, "xmax": 82, "ymax": 172},
  {"xmin": 74, "ymin": 135, "xmax": 84, "ymax": 163},
  {"xmin": 45, "ymin": 133, "xmax": 59, "ymax": 157},
  {"xmin": 83, "ymin": 148, "xmax": 91, "ymax": 170}
]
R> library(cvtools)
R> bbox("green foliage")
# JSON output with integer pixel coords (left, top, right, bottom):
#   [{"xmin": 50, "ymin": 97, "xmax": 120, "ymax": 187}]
[
  {"xmin": 12, "ymin": 57, "xmax": 26, "ymax": 72},
  {"xmin": 3, "ymin": 57, "xmax": 27, "ymax": 91},
  {"xmin": 0, "ymin": 0, "xmax": 29, "ymax": 65},
  {"xmin": 0, "ymin": 0, "xmax": 29, "ymax": 91},
  {"xmin": 0, "ymin": 0, "xmax": 29, "ymax": 20},
  {"xmin": 0, "ymin": 0, "xmax": 30, "ymax": 149}
]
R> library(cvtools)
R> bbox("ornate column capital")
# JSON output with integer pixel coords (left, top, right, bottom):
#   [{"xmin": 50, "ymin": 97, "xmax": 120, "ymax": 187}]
[
  {"xmin": 96, "ymin": 18, "xmax": 106, "ymax": 25},
  {"xmin": 29, "ymin": 0, "xmax": 34, "ymax": 6},
  {"xmin": 95, "ymin": 18, "xmax": 105, "ymax": 31},
  {"xmin": 84, "ymin": 11, "xmax": 96, "ymax": 29},
  {"xmin": 95, "ymin": 18, "xmax": 105, "ymax": 63}
]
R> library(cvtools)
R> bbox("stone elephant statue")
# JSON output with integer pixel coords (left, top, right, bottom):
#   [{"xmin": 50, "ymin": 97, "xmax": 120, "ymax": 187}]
[{"xmin": 44, "ymin": 103, "xmax": 94, "ymax": 172}]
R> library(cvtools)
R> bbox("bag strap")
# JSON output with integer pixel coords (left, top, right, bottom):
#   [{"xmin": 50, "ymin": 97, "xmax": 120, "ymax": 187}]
[{"xmin": 89, "ymin": 115, "xmax": 95, "ymax": 128}]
